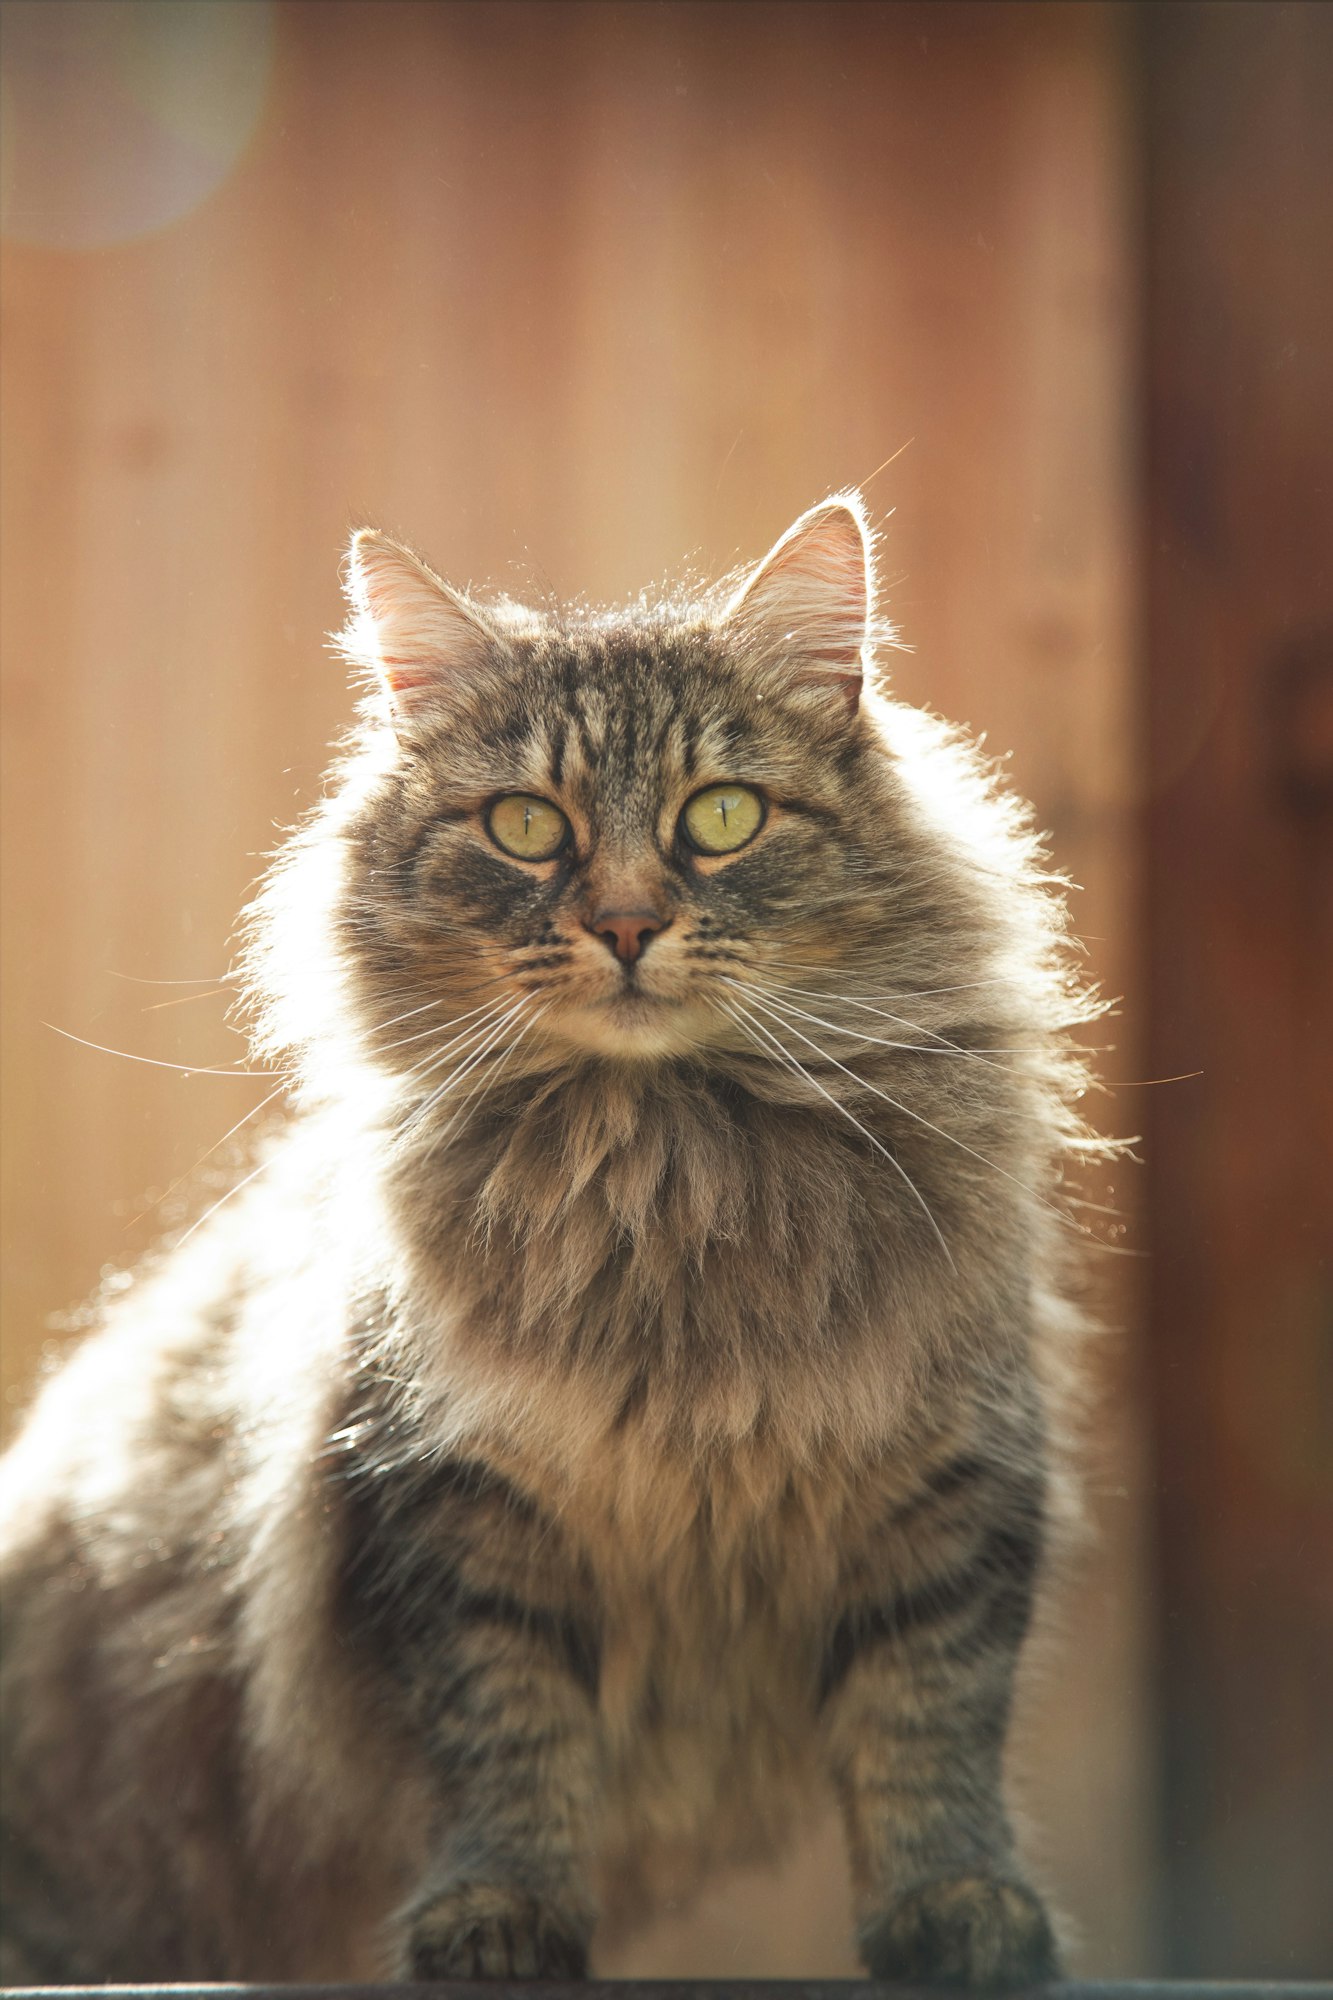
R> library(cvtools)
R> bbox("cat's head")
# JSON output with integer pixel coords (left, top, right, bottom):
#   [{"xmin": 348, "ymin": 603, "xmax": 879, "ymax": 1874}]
[
  {"xmin": 246, "ymin": 494, "xmax": 1054, "ymax": 1121},
  {"xmin": 324, "ymin": 495, "xmax": 925, "ymax": 1069}
]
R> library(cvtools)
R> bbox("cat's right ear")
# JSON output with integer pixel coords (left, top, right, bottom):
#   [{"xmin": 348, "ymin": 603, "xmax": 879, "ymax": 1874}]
[{"xmin": 339, "ymin": 530, "xmax": 506, "ymax": 728}]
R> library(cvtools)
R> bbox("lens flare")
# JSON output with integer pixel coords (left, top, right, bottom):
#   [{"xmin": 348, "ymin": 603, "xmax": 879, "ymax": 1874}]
[{"xmin": 0, "ymin": 0, "xmax": 274, "ymax": 250}]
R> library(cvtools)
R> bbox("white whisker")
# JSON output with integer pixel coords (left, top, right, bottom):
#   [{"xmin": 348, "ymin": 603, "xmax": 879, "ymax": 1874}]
[
  {"xmin": 373, "ymin": 995, "xmax": 511, "ymax": 1060},
  {"xmin": 423, "ymin": 1003, "xmax": 549, "ymax": 1161},
  {"xmin": 46, "ymin": 1023, "xmax": 286, "ymax": 1081},
  {"xmin": 170, "ymin": 1157, "xmax": 272, "ymax": 1251},
  {"xmin": 721, "ymin": 997, "xmax": 956, "ymax": 1273},
  {"xmin": 363, "ymin": 996, "xmax": 453, "ymax": 1037},
  {"xmin": 122, "ymin": 1082, "xmax": 291, "ymax": 1232},
  {"xmin": 396, "ymin": 1000, "xmax": 531, "ymax": 1144},
  {"xmin": 395, "ymin": 1000, "xmax": 520, "ymax": 1097},
  {"xmin": 737, "ymin": 986, "xmax": 1087, "ymax": 1238},
  {"xmin": 140, "ymin": 987, "xmax": 232, "ymax": 1013},
  {"xmin": 761, "ymin": 963, "xmax": 1024, "ymax": 1002},
  {"xmin": 107, "ymin": 970, "xmax": 231, "ymax": 986},
  {"xmin": 726, "ymin": 978, "xmax": 1033, "ymax": 1071},
  {"xmin": 757, "ymin": 978, "xmax": 1048, "ymax": 1070}
]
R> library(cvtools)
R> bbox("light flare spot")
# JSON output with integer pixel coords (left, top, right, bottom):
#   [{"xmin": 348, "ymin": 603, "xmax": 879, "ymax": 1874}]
[{"xmin": 0, "ymin": 0, "xmax": 274, "ymax": 250}]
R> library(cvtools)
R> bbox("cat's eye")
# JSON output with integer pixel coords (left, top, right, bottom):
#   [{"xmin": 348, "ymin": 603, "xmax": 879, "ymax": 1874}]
[
  {"xmin": 487, "ymin": 794, "xmax": 570, "ymax": 861},
  {"xmin": 680, "ymin": 784, "xmax": 765, "ymax": 856}
]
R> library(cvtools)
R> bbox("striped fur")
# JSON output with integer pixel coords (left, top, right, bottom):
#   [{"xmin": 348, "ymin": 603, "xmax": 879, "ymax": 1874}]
[{"xmin": 0, "ymin": 498, "xmax": 1108, "ymax": 1981}]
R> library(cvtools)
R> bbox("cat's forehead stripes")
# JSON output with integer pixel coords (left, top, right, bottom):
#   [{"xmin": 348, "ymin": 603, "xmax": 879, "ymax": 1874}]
[
  {"xmin": 447, "ymin": 617, "xmax": 856, "ymax": 862},
  {"xmin": 476, "ymin": 636, "xmax": 683, "ymax": 825}
]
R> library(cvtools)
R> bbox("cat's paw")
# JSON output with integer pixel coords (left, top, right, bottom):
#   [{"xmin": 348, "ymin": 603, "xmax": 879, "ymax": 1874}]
[
  {"xmin": 405, "ymin": 1881, "xmax": 588, "ymax": 1979},
  {"xmin": 861, "ymin": 1875, "xmax": 1060, "ymax": 1987}
]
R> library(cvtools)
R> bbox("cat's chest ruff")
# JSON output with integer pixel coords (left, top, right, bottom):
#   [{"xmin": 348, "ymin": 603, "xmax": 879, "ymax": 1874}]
[
  {"xmin": 477, "ymin": 1394, "xmax": 903, "ymax": 1625},
  {"xmin": 561, "ymin": 1442, "xmax": 838, "ymax": 1756},
  {"xmin": 403, "ymin": 1070, "xmax": 945, "ymax": 1440},
  {"xmin": 418, "ymin": 1061, "xmax": 898, "ymax": 1307}
]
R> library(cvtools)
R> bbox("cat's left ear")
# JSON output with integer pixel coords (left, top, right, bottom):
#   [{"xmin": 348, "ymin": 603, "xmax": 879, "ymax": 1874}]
[
  {"xmin": 724, "ymin": 493, "xmax": 873, "ymax": 715},
  {"xmin": 339, "ymin": 529, "xmax": 508, "ymax": 729}
]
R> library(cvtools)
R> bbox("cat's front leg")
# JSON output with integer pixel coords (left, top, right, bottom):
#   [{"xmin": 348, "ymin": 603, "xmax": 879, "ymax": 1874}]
[
  {"xmin": 820, "ymin": 1462, "xmax": 1060, "ymax": 1987},
  {"xmin": 399, "ymin": 1630, "xmax": 601, "ymax": 1982},
  {"xmin": 393, "ymin": 1576, "xmax": 602, "ymax": 1979},
  {"xmin": 405, "ymin": 1879, "xmax": 591, "ymax": 1980},
  {"xmin": 337, "ymin": 1452, "xmax": 603, "ymax": 1979}
]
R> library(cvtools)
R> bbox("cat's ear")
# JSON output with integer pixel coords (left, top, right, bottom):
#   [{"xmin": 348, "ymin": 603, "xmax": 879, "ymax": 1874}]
[
  {"xmin": 340, "ymin": 529, "xmax": 506, "ymax": 724},
  {"xmin": 724, "ymin": 494, "xmax": 873, "ymax": 714}
]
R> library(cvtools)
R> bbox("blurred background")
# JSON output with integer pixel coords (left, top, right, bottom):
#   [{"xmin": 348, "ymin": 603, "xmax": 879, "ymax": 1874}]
[{"xmin": 1, "ymin": 0, "xmax": 1329, "ymax": 1979}]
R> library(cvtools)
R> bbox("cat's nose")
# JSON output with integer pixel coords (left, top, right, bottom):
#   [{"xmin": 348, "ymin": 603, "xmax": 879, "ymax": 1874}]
[{"xmin": 586, "ymin": 908, "xmax": 669, "ymax": 964}]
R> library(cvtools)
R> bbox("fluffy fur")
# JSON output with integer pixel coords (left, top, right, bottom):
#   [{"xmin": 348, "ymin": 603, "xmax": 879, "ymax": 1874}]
[{"xmin": 0, "ymin": 495, "xmax": 1107, "ymax": 1981}]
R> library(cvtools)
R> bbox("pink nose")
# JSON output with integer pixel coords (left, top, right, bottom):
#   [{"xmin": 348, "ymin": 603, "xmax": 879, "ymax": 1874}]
[{"xmin": 586, "ymin": 908, "xmax": 668, "ymax": 964}]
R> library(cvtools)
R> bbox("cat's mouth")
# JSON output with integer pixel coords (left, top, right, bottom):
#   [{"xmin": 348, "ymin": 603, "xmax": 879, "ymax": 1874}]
[
  {"xmin": 605, "ymin": 981, "xmax": 672, "ymax": 1008},
  {"xmin": 598, "ymin": 986, "xmax": 681, "ymax": 1031},
  {"xmin": 542, "ymin": 977, "xmax": 715, "ymax": 1059}
]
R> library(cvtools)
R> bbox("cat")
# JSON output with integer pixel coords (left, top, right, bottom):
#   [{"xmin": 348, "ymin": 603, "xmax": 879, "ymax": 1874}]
[{"xmin": 0, "ymin": 493, "xmax": 1106, "ymax": 1983}]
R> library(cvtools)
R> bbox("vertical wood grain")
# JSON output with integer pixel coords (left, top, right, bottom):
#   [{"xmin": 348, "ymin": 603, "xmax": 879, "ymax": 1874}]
[
  {"xmin": 0, "ymin": 1, "xmax": 1146, "ymax": 1974},
  {"xmin": 1143, "ymin": 0, "xmax": 1333, "ymax": 1975}
]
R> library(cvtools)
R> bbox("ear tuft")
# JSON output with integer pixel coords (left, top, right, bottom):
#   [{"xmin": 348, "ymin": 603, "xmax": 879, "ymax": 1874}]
[
  {"xmin": 338, "ymin": 529, "xmax": 504, "ymax": 721},
  {"xmin": 725, "ymin": 493, "xmax": 873, "ymax": 713}
]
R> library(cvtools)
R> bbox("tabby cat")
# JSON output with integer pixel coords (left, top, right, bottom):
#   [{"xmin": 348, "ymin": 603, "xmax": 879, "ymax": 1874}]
[{"xmin": 0, "ymin": 495, "xmax": 1104, "ymax": 1982}]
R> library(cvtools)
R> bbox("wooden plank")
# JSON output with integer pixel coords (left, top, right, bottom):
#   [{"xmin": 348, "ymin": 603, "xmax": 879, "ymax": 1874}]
[
  {"xmin": 0, "ymin": 1, "xmax": 1144, "ymax": 1976},
  {"xmin": 1141, "ymin": 0, "xmax": 1333, "ymax": 1979},
  {"xmin": 1, "ymin": 1985, "xmax": 1327, "ymax": 2000}
]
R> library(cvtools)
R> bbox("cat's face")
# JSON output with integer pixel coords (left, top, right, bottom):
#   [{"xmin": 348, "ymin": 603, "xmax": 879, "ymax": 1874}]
[{"xmin": 336, "ymin": 499, "xmax": 910, "ymax": 1073}]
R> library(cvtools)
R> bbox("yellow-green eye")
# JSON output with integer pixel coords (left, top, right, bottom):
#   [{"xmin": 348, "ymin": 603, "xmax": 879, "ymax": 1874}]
[
  {"xmin": 487, "ymin": 794, "xmax": 570, "ymax": 861},
  {"xmin": 680, "ymin": 784, "xmax": 765, "ymax": 856}
]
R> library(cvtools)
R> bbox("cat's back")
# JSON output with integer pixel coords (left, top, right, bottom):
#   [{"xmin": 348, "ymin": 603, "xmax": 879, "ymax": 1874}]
[
  {"xmin": 1, "ymin": 1115, "xmax": 342, "ymax": 1572},
  {"xmin": 0, "ymin": 1118, "xmax": 400, "ymax": 1980}
]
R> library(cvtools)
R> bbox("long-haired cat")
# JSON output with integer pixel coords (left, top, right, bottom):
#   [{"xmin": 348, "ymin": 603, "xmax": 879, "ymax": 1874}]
[{"xmin": 0, "ymin": 495, "xmax": 1105, "ymax": 1983}]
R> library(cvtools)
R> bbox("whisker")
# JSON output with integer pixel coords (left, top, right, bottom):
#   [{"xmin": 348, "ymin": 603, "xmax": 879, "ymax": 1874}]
[
  {"xmin": 122, "ymin": 1082, "xmax": 290, "ymax": 1231},
  {"xmin": 398, "ymin": 1018, "xmax": 528, "ymax": 1156},
  {"xmin": 761, "ymin": 963, "xmax": 1025, "ymax": 1002},
  {"xmin": 362, "ymin": 984, "xmax": 507, "ymax": 1042},
  {"xmin": 421, "ymin": 1003, "xmax": 548, "ymax": 1161},
  {"xmin": 737, "ymin": 987, "xmax": 1089, "ymax": 1238},
  {"xmin": 372, "ymin": 995, "xmax": 511, "ymax": 1059},
  {"xmin": 396, "ymin": 1000, "xmax": 531, "ymax": 1140},
  {"xmin": 721, "ymin": 997, "xmax": 955, "ymax": 1273},
  {"xmin": 107, "ymin": 970, "xmax": 231, "ymax": 986},
  {"xmin": 394, "ymin": 1000, "xmax": 520, "ymax": 1094},
  {"xmin": 1111, "ymin": 1071, "xmax": 1203, "ymax": 1087},
  {"xmin": 141, "ymin": 987, "xmax": 232, "ymax": 1013},
  {"xmin": 727, "ymin": 978, "xmax": 1036, "ymax": 1070},
  {"xmin": 170, "ymin": 1156, "xmax": 272, "ymax": 1252},
  {"xmin": 363, "ymin": 996, "xmax": 453, "ymax": 1037},
  {"xmin": 46, "ymin": 1023, "xmax": 286, "ymax": 1080},
  {"xmin": 755, "ymin": 980, "xmax": 1037, "ymax": 1070}
]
